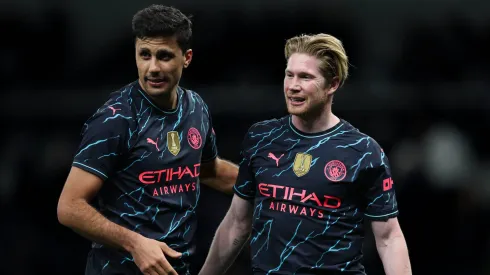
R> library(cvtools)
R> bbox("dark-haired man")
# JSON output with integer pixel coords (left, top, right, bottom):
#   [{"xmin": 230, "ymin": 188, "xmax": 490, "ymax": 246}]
[{"xmin": 57, "ymin": 5, "xmax": 238, "ymax": 275}]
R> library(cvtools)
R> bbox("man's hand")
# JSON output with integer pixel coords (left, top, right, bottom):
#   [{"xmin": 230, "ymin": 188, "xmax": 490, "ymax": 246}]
[{"xmin": 129, "ymin": 235, "xmax": 182, "ymax": 275}]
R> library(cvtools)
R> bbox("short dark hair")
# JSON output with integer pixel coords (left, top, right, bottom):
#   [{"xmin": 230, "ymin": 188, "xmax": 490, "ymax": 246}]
[{"xmin": 132, "ymin": 5, "xmax": 192, "ymax": 53}]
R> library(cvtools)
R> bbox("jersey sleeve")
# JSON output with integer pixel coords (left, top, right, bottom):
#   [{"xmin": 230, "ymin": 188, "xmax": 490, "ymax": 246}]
[
  {"xmin": 233, "ymin": 128, "xmax": 257, "ymax": 200},
  {"xmin": 201, "ymin": 103, "xmax": 218, "ymax": 162},
  {"xmin": 72, "ymin": 100, "xmax": 135, "ymax": 180},
  {"xmin": 362, "ymin": 141, "xmax": 399, "ymax": 221}
]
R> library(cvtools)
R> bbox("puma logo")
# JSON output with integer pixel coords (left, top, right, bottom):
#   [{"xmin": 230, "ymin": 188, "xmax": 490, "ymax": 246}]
[
  {"xmin": 268, "ymin": 152, "xmax": 284, "ymax": 167},
  {"xmin": 146, "ymin": 138, "xmax": 160, "ymax": 151},
  {"xmin": 108, "ymin": 106, "xmax": 121, "ymax": 115}
]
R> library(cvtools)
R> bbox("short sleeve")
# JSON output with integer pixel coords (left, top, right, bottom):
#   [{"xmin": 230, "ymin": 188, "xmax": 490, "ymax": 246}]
[
  {"xmin": 233, "ymin": 130, "xmax": 256, "ymax": 200},
  {"xmin": 201, "ymin": 108, "xmax": 218, "ymax": 162},
  {"xmin": 72, "ymin": 101, "xmax": 134, "ymax": 180},
  {"xmin": 362, "ymin": 144, "xmax": 399, "ymax": 221}
]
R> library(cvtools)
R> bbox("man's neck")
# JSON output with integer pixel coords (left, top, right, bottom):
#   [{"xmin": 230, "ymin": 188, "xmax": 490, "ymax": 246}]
[
  {"xmin": 151, "ymin": 90, "xmax": 178, "ymax": 111},
  {"xmin": 291, "ymin": 106, "xmax": 340, "ymax": 134},
  {"xmin": 140, "ymin": 82, "xmax": 179, "ymax": 111}
]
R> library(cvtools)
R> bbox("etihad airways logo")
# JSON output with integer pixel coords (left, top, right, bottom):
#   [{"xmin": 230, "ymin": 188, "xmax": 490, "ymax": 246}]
[
  {"xmin": 139, "ymin": 163, "xmax": 200, "ymax": 197},
  {"xmin": 258, "ymin": 183, "xmax": 341, "ymax": 219},
  {"xmin": 139, "ymin": 164, "xmax": 200, "ymax": 184}
]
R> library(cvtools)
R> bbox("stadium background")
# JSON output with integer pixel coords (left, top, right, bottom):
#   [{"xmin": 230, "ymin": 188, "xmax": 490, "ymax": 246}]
[{"xmin": 1, "ymin": 0, "xmax": 489, "ymax": 274}]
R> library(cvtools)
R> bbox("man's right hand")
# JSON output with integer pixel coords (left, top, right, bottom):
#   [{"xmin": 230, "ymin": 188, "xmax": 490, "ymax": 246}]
[{"xmin": 129, "ymin": 235, "xmax": 182, "ymax": 275}]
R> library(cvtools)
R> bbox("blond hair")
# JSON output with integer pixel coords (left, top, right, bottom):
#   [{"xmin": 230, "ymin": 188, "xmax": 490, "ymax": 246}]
[{"xmin": 285, "ymin": 33, "xmax": 349, "ymax": 87}]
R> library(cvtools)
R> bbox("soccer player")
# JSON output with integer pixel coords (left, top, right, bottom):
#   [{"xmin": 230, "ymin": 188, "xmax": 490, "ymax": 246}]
[
  {"xmin": 57, "ymin": 5, "xmax": 238, "ymax": 275},
  {"xmin": 199, "ymin": 33, "xmax": 412, "ymax": 275}
]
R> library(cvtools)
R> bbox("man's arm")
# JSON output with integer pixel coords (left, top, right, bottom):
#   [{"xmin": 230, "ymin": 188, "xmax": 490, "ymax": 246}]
[
  {"xmin": 58, "ymin": 167, "xmax": 181, "ymax": 274},
  {"xmin": 199, "ymin": 195, "xmax": 254, "ymax": 275},
  {"xmin": 57, "ymin": 102, "xmax": 143, "ymax": 251},
  {"xmin": 57, "ymin": 166, "xmax": 141, "ymax": 251},
  {"xmin": 200, "ymin": 157, "xmax": 238, "ymax": 195},
  {"xmin": 372, "ymin": 218, "xmax": 412, "ymax": 275},
  {"xmin": 60, "ymin": 98, "xmax": 182, "ymax": 274}
]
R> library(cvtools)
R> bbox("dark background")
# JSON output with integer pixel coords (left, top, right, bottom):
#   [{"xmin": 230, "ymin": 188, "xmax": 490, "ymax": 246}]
[{"xmin": 1, "ymin": 0, "xmax": 489, "ymax": 274}]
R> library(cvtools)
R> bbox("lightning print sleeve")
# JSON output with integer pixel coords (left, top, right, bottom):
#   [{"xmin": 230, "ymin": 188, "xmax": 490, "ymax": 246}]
[
  {"xmin": 362, "ymin": 141, "xmax": 399, "ymax": 221},
  {"xmin": 72, "ymin": 98, "xmax": 134, "ymax": 180},
  {"xmin": 200, "ymin": 105, "xmax": 218, "ymax": 162},
  {"xmin": 233, "ymin": 128, "xmax": 257, "ymax": 200}
]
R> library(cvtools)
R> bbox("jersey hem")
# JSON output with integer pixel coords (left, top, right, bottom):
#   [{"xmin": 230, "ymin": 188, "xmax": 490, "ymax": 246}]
[
  {"xmin": 233, "ymin": 185, "xmax": 255, "ymax": 200},
  {"xmin": 364, "ymin": 210, "xmax": 399, "ymax": 221},
  {"xmin": 72, "ymin": 162, "xmax": 108, "ymax": 180},
  {"xmin": 201, "ymin": 152, "xmax": 218, "ymax": 163}
]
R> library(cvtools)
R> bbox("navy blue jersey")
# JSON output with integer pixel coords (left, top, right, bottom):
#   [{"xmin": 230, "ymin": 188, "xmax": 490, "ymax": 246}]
[
  {"xmin": 234, "ymin": 116, "xmax": 398, "ymax": 275},
  {"xmin": 72, "ymin": 81, "xmax": 218, "ymax": 274}
]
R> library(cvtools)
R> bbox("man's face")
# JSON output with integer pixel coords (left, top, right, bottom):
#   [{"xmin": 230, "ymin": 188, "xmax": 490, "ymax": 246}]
[
  {"xmin": 284, "ymin": 53, "xmax": 330, "ymax": 118},
  {"xmin": 135, "ymin": 36, "xmax": 192, "ymax": 98}
]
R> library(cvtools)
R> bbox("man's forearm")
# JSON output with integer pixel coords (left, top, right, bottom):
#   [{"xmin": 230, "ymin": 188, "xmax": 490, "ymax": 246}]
[
  {"xmin": 199, "ymin": 214, "xmax": 250, "ymax": 275},
  {"xmin": 58, "ymin": 199, "xmax": 141, "ymax": 252},
  {"xmin": 377, "ymin": 235, "xmax": 412, "ymax": 275},
  {"xmin": 202, "ymin": 158, "xmax": 238, "ymax": 195}
]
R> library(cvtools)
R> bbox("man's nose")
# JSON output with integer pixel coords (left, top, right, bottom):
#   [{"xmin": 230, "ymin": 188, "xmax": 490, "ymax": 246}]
[
  {"xmin": 149, "ymin": 58, "xmax": 160, "ymax": 73},
  {"xmin": 289, "ymin": 78, "xmax": 301, "ymax": 91}
]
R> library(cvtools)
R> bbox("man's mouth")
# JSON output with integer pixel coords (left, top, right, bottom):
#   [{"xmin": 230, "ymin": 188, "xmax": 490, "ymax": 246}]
[
  {"xmin": 145, "ymin": 77, "xmax": 168, "ymax": 86},
  {"xmin": 288, "ymin": 96, "xmax": 306, "ymax": 106}
]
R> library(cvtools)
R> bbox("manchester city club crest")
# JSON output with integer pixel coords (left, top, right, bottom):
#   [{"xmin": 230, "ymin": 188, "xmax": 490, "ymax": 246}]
[
  {"xmin": 324, "ymin": 160, "xmax": 347, "ymax": 182},
  {"xmin": 293, "ymin": 152, "xmax": 312, "ymax": 177},
  {"xmin": 167, "ymin": 131, "xmax": 181, "ymax": 156}
]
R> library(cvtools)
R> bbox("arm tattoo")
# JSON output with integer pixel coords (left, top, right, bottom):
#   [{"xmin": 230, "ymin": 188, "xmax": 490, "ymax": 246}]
[{"xmin": 232, "ymin": 235, "xmax": 247, "ymax": 246}]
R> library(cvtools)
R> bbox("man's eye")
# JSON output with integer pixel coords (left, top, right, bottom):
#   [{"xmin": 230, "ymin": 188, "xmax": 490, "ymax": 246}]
[{"xmin": 157, "ymin": 53, "xmax": 172, "ymax": 61}]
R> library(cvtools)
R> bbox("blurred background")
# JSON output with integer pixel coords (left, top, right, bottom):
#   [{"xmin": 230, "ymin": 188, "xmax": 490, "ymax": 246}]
[{"xmin": 1, "ymin": 0, "xmax": 489, "ymax": 274}]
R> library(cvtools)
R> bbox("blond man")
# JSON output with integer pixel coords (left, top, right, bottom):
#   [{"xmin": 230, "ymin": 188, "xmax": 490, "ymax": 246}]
[{"xmin": 199, "ymin": 33, "xmax": 411, "ymax": 275}]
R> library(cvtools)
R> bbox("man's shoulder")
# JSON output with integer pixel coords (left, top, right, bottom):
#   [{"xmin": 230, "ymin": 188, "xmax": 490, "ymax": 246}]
[
  {"xmin": 181, "ymin": 87, "xmax": 207, "ymax": 106},
  {"xmin": 338, "ymin": 120, "xmax": 380, "ymax": 147},
  {"xmin": 338, "ymin": 122, "xmax": 386, "ymax": 167},
  {"xmin": 97, "ymin": 81, "xmax": 141, "ymax": 111},
  {"xmin": 244, "ymin": 116, "xmax": 288, "ymax": 139},
  {"xmin": 85, "ymin": 82, "xmax": 138, "ymax": 127},
  {"xmin": 180, "ymin": 87, "xmax": 213, "ymax": 116},
  {"xmin": 103, "ymin": 82, "xmax": 138, "ymax": 109}
]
